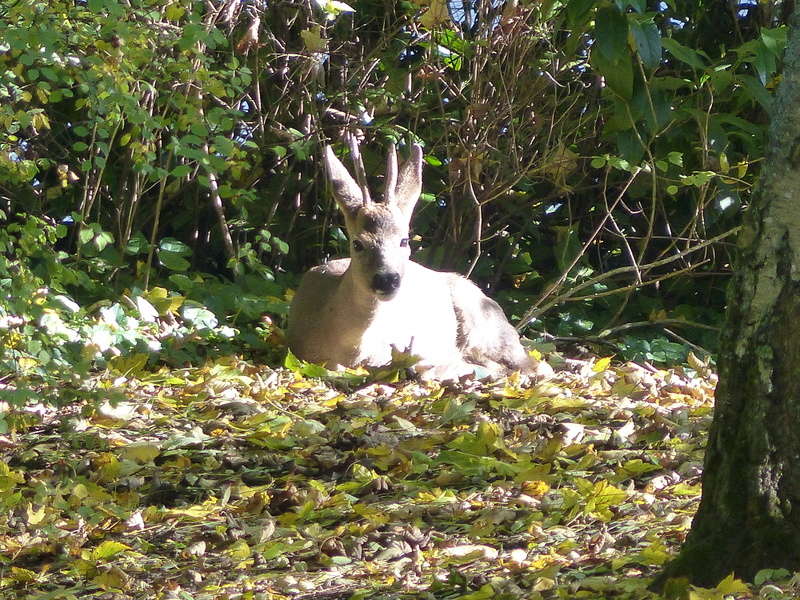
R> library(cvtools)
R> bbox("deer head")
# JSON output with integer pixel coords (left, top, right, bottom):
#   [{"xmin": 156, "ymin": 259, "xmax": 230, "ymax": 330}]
[{"xmin": 324, "ymin": 144, "xmax": 423, "ymax": 300}]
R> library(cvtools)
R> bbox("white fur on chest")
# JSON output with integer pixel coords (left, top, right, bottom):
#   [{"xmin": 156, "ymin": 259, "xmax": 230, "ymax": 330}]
[{"xmin": 330, "ymin": 265, "xmax": 459, "ymax": 368}]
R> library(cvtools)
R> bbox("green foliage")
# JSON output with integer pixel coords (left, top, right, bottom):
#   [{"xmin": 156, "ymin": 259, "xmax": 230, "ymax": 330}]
[
  {"xmin": 0, "ymin": 0, "xmax": 790, "ymax": 376},
  {"xmin": 0, "ymin": 212, "xmax": 283, "ymax": 410}
]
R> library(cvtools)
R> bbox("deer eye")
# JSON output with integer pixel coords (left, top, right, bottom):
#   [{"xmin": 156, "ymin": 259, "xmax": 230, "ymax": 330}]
[
  {"xmin": 352, "ymin": 240, "xmax": 365, "ymax": 252},
  {"xmin": 400, "ymin": 238, "xmax": 409, "ymax": 248}
]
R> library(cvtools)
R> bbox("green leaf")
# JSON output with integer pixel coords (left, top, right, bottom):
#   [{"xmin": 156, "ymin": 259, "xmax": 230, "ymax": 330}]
[
  {"xmin": 620, "ymin": 459, "xmax": 660, "ymax": 476},
  {"xmin": 158, "ymin": 250, "xmax": 190, "ymax": 271},
  {"xmin": 78, "ymin": 227, "xmax": 94, "ymax": 246},
  {"xmin": 592, "ymin": 47, "xmax": 634, "ymax": 100},
  {"xmin": 738, "ymin": 74, "xmax": 774, "ymax": 112},
  {"xmin": 91, "ymin": 540, "xmax": 130, "ymax": 561},
  {"xmin": 159, "ymin": 238, "xmax": 191, "ymax": 255},
  {"xmin": 760, "ymin": 26, "xmax": 787, "ymax": 56},
  {"xmin": 753, "ymin": 44, "xmax": 776, "ymax": 85},
  {"xmin": 94, "ymin": 231, "xmax": 113, "ymax": 252},
  {"xmin": 166, "ymin": 4, "xmax": 186, "ymax": 21},
  {"xmin": 284, "ymin": 350, "xmax": 332, "ymax": 378},
  {"xmin": 168, "ymin": 274, "xmax": 195, "ymax": 291},
  {"xmin": 273, "ymin": 238, "xmax": 289, "ymax": 254},
  {"xmin": 753, "ymin": 569, "xmax": 791, "ymax": 586},
  {"xmin": 125, "ymin": 233, "xmax": 149, "ymax": 255},
  {"xmin": 170, "ymin": 164, "xmax": 192, "ymax": 178},
  {"xmin": 595, "ymin": 5, "xmax": 629, "ymax": 63},
  {"xmin": 566, "ymin": 0, "xmax": 595, "ymax": 28},
  {"xmin": 661, "ymin": 37, "xmax": 706, "ymax": 69},
  {"xmin": 627, "ymin": 0, "xmax": 647, "ymax": 13},
  {"xmin": 181, "ymin": 305, "xmax": 218, "ymax": 329},
  {"xmin": 630, "ymin": 19, "xmax": 661, "ymax": 69}
]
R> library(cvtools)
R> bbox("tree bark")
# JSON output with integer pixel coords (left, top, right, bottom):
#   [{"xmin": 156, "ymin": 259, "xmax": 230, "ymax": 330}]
[{"xmin": 656, "ymin": 6, "xmax": 800, "ymax": 587}]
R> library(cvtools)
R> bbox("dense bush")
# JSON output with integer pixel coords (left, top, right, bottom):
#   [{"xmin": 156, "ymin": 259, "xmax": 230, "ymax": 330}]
[{"xmin": 0, "ymin": 0, "xmax": 787, "ymax": 372}]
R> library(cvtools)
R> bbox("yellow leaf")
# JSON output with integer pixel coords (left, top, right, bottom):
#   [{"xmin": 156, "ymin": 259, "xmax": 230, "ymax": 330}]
[
  {"xmin": 714, "ymin": 573, "xmax": 750, "ymax": 595},
  {"xmin": 636, "ymin": 540, "xmax": 670, "ymax": 566},
  {"xmin": 26, "ymin": 503, "xmax": 46, "ymax": 525},
  {"xmin": 17, "ymin": 357, "xmax": 38, "ymax": 371},
  {"xmin": 521, "ymin": 480, "xmax": 550, "ymax": 497},
  {"xmin": 10, "ymin": 567, "xmax": 38, "ymax": 583},
  {"xmin": 93, "ymin": 567, "xmax": 128, "ymax": 591},
  {"xmin": 163, "ymin": 497, "xmax": 220, "ymax": 520},
  {"xmin": 109, "ymin": 353, "xmax": 149, "ymax": 376},
  {"xmin": 226, "ymin": 539, "xmax": 251, "ymax": 560},
  {"xmin": 736, "ymin": 160, "xmax": 748, "ymax": 178},
  {"xmin": 671, "ymin": 482, "xmax": 702, "ymax": 496},
  {"xmin": 143, "ymin": 287, "xmax": 184, "ymax": 315},
  {"xmin": 448, "ymin": 583, "xmax": 496, "ymax": 599},
  {"xmin": 420, "ymin": 0, "xmax": 450, "ymax": 28},
  {"xmin": 301, "ymin": 26, "xmax": 327, "ymax": 52},
  {"xmin": 166, "ymin": 4, "xmax": 186, "ymax": 21},
  {"xmin": 91, "ymin": 541, "xmax": 130, "ymax": 561},
  {"xmin": 71, "ymin": 483, "xmax": 89, "ymax": 499},
  {"xmin": 0, "ymin": 462, "xmax": 25, "ymax": 490},
  {"xmin": 592, "ymin": 356, "xmax": 612, "ymax": 372},
  {"xmin": 118, "ymin": 443, "xmax": 161, "ymax": 464},
  {"xmin": 93, "ymin": 452, "xmax": 121, "ymax": 483},
  {"xmin": 325, "ymin": 0, "xmax": 355, "ymax": 15},
  {"xmin": 477, "ymin": 421, "xmax": 502, "ymax": 448}
]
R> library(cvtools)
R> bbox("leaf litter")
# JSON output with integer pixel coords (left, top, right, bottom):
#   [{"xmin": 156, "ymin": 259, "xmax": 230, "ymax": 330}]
[{"xmin": 1, "ymin": 352, "xmax": 796, "ymax": 599}]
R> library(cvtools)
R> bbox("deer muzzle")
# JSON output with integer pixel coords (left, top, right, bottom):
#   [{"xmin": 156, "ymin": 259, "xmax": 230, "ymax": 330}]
[{"xmin": 371, "ymin": 272, "xmax": 401, "ymax": 296}]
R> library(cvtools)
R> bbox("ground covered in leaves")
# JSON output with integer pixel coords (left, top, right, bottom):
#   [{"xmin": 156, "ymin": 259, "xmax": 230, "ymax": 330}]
[{"xmin": 2, "ymin": 354, "xmax": 798, "ymax": 599}]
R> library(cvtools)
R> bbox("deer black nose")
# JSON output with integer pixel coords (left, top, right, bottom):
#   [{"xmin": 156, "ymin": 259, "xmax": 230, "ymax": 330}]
[{"xmin": 372, "ymin": 272, "xmax": 401, "ymax": 294}]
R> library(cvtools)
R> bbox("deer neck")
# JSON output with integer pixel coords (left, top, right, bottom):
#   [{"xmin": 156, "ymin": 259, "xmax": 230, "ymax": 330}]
[{"xmin": 337, "ymin": 266, "xmax": 397, "ymax": 321}]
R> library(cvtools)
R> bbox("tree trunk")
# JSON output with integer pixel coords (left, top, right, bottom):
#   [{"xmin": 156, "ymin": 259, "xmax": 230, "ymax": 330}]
[{"xmin": 657, "ymin": 7, "xmax": 800, "ymax": 587}]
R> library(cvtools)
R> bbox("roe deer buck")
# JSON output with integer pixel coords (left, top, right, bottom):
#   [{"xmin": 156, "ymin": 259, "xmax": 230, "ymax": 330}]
[{"xmin": 287, "ymin": 143, "xmax": 549, "ymax": 380}]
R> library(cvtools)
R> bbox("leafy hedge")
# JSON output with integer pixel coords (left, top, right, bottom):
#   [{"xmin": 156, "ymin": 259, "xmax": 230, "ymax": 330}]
[{"xmin": 0, "ymin": 0, "xmax": 787, "ymax": 372}]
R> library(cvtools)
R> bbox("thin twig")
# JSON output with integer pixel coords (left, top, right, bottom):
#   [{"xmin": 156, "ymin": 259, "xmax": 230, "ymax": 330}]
[
  {"xmin": 464, "ymin": 157, "xmax": 482, "ymax": 278},
  {"xmin": 516, "ymin": 226, "xmax": 741, "ymax": 331}
]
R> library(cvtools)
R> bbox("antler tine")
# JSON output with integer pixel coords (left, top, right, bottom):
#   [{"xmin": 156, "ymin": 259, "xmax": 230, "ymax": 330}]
[{"xmin": 345, "ymin": 131, "xmax": 371, "ymax": 205}]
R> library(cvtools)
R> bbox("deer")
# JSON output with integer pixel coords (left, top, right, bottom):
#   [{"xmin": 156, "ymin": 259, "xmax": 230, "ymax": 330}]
[{"xmin": 287, "ymin": 142, "xmax": 550, "ymax": 381}]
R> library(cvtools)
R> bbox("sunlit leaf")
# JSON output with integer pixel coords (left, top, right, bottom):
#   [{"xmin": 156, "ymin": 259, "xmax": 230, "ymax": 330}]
[{"xmin": 91, "ymin": 541, "xmax": 131, "ymax": 561}]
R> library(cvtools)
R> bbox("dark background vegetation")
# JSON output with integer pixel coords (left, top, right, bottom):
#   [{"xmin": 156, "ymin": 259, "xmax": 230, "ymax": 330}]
[{"xmin": 0, "ymin": 0, "xmax": 787, "ymax": 389}]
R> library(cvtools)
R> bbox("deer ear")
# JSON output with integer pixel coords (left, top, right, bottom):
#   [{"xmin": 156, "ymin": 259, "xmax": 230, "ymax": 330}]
[
  {"xmin": 324, "ymin": 146, "xmax": 365, "ymax": 217},
  {"xmin": 391, "ymin": 144, "xmax": 423, "ymax": 217}
]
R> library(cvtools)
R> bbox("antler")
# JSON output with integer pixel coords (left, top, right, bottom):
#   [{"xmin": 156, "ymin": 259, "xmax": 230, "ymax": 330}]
[
  {"xmin": 344, "ymin": 131, "xmax": 371, "ymax": 205},
  {"xmin": 384, "ymin": 143, "xmax": 399, "ymax": 205}
]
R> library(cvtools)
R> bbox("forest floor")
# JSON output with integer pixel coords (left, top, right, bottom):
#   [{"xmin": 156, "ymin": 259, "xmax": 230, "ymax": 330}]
[{"xmin": 1, "ymin": 352, "xmax": 795, "ymax": 599}]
